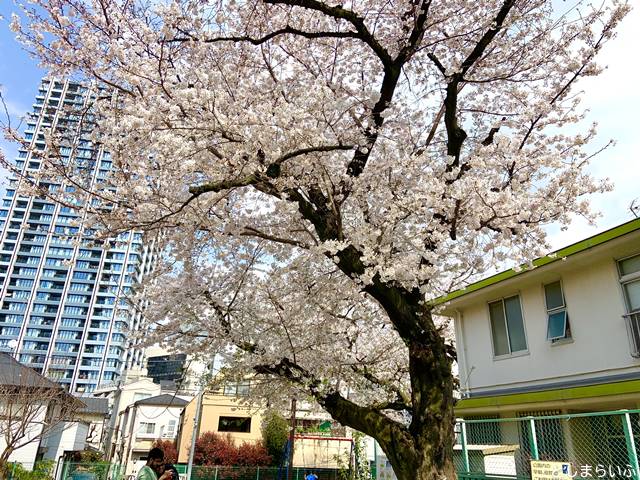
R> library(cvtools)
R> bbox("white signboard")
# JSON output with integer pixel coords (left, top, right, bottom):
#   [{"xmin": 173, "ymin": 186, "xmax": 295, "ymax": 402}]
[{"xmin": 531, "ymin": 460, "xmax": 573, "ymax": 480}]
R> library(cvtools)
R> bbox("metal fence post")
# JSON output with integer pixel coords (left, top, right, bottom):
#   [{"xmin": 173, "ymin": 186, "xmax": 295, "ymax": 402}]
[
  {"xmin": 459, "ymin": 419, "xmax": 470, "ymax": 473},
  {"xmin": 257, "ymin": 466, "xmax": 260, "ymax": 480},
  {"xmin": 622, "ymin": 411, "xmax": 640, "ymax": 480},
  {"xmin": 528, "ymin": 417, "xmax": 539, "ymax": 461}
]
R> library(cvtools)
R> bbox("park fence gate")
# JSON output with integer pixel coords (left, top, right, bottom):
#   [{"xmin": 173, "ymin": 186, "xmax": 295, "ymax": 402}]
[{"xmin": 455, "ymin": 409, "xmax": 640, "ymax": 480}]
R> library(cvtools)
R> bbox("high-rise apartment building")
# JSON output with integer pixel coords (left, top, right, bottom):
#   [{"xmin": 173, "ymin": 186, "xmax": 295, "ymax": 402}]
[{"xmin": 0, "ymin": 78, "xmax": 154, "ymax": 394}]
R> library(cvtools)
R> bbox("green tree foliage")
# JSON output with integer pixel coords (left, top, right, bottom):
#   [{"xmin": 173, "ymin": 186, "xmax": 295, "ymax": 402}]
[
  {"xmin": 261, "ymin": 410, "xmax": 289, "ymax": 466},
  {"xmin": 3, "ymin": 460, "xmax": 55, "ymax": 480}
]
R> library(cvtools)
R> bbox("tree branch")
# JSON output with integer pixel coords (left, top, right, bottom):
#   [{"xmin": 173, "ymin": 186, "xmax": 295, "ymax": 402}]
[
  {"xmin": 263, "ymin": 0, "xmax": 392, "ymax": 66},
  {"xmin": 171, "ymin": 27, "xmax": 360, "ymax": 45}
]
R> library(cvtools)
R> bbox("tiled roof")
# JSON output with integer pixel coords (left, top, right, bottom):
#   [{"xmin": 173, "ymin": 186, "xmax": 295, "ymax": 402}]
[{"xmin": 134, "ymin": 393, "xmax": 189, "ymax": 407}]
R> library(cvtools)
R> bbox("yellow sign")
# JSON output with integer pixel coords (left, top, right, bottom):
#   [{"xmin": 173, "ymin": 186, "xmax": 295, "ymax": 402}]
[{"xmin": 531, "ymin": 460, "xmax": 573, "ymax": 480}]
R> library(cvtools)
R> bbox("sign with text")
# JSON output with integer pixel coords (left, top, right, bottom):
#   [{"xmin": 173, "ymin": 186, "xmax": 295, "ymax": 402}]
[{"xmin": 531, "ymin": 460, "xmax": 573, "ymax": 480}]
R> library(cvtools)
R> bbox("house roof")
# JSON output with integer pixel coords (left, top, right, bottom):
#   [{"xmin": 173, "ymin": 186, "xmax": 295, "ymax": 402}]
[
  {"xmin": 134, "ymin": 394, "xmax": 188, "ymax": 407},
  {"xmin": 0, "ymin": 352, "xmax": 60, "ymax": 389},
  {"xmin": 431, "ymin": 217, "xmax": 640, "ymax": 307},
  {"xmin": 76, "ymin": 396, "xmax": 110, "ymax": 415}
]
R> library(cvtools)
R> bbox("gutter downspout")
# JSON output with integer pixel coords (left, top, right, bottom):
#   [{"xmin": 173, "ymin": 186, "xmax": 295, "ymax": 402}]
[{"xmin": 454, "ymin": 309, "xmax": 472, "ymax": 398}]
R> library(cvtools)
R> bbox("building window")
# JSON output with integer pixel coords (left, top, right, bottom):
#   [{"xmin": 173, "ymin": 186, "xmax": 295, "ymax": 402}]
[
  {"xmin": 488, "ymin": 295, "xmax": 527, "ymax": 356},
  {"xmin": 619, "ymin": 254, "xmax": 640, "ymax": 313},
  {"xmin": 218, "ymin": 416, "xmax": 251, "ymax": 433},
  {"xmin": 165, "ymin": 419, "xmax": 177, "ymax": 437},
  {"xmin": 618, "ymin": 254, "xmax": 640, "ymax": 357},
  {"xmin": 139, "ymin": 422, "xmax": 155, "ymax": 435},
  {"xmin": 544, "ymin": 281, "xmax": 570, "ymax": 341},
  {"xmin": 223, "ymin": 380, "xmax": 251, "ymax": 397}
]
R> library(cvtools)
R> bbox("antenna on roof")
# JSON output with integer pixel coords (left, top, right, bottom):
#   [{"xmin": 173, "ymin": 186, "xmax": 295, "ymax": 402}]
[{"xmin": 630, "ymin": 198, "xmax": 640, "ymax": 219}]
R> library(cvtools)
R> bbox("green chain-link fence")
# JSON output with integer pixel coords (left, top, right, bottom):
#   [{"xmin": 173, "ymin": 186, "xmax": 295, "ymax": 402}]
[
  {"xmin": 56, "ymin": 464, "xmax": 342, "ymax": 480},
  {"xmin": 55, "ymin": 410, "xmax": 640, "ymax": 480},
  {"xmin": 58, "ymin": 462, "xmax": 125, "ymax": 480},
  {"xmin": 175, "ymin": 466, "xmax": 343, "ymax": 480},
  {"xmin": 455, "ymin": 409, "xmax": 640, "ymax": 480}
]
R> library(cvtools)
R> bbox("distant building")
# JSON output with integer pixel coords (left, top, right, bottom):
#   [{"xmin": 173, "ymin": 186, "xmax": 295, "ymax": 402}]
[
  {"xmin": 0, "ymin": 352, "xmax": 93, "ymax": 468},
  {"xmin": 176, "ymin": 381, "xmax": 350, "ymax": 469},
  {"xmin": 0, "ymin": 78, "xmax": 155, "ymax": 394},
  {"xmin": 111, "ymin": 394, "xmax": 188, "ymax": 476},
  {"xmin": 38, "ymin": 397, "xmax": 109, "ymax": 461},
  {"xmin": 146, "ymin": 353, "xmax": 187, "ymax": 386},
  {"xmin": 143, "ymin": 345, "xmax": 212, "ymax": 393}
]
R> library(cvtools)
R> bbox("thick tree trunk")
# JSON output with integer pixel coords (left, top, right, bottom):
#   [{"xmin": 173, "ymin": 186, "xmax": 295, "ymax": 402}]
[{"xmin": 380, "ymin": 337, "xmax": 457, "ymax": 480}]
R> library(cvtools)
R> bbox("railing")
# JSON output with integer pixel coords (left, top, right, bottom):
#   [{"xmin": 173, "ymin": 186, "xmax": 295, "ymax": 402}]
[
  {"xmin": 456, "ymin": 409, "xmax": 640, "ymax": 480},
  {"xmin": 55, "ymin": 464, "xmax": 343, "ymax": 480}
]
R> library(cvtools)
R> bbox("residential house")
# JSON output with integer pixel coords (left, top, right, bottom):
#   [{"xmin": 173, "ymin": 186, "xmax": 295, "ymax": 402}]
[
  {"xmin": 93, "ymin": 369, "xmax": 163, "ymax": 459},
  {"xmin": 0, "ymin": 353, "xmax": 85, "ymax": 468},
  {"xmin": 176, "ymin": 381, "xmax": 264, "ymax": 463},
  {"xmin": 176, "ymin": 381, "xmax": 351, "ymax": 468},
  {"xmin": 438, "ymin": 218, "xmax": 640, "ymax": 475},
  {"xmin": 111, "ymin": 394, "xmax": 188, "ymax": 477},
  {"xmin": 38, "ymin": 397, "xmax": 110, "ymax": 461}
]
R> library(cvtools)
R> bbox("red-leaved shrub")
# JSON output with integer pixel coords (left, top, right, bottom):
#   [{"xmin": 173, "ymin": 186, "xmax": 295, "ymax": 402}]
[
  {"xmin": 194, "ymin": 432, "xmax": 271, "ymax": 466},
  {"xmin": 152, "ymin": 439, "xmax": 178, "ymax": 464}
]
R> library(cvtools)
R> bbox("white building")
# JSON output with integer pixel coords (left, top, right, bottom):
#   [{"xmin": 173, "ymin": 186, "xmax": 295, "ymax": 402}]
[
  {"xmin": 38, "ymin": 397, "xmax": 109, "ymax": 461},
  {"xmin": 0, "ymin": 353, "xmax": 90, "ymax": 468},
  {"xmin": 435, "ymin": 218, "xmax": 640, "ymax": 480},
  {"xmin": 93, "ymin": 370, "xmax": 163, "ymax": 459},
  {"xmin": 111, "ymin": 394, "xmax": 188, "ymax": 476},
  {"xmin": 438, "ymin": 217, "xmax": 640, "ymax": 415}
]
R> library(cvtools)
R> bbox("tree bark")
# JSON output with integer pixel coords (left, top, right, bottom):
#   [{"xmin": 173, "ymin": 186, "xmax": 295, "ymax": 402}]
[
  {"xmin": 314, "ymin": 306, "xmax": 457, "ymax": 480},
  {"xmin": 378, "ymin": 335, "xmax": 457, "ymax": 480}
]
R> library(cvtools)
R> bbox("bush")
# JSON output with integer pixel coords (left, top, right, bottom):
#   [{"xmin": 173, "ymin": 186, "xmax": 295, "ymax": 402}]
[
  {"xmin": 194, "ymin": 432, "xmax": 270, "ymax": 467},
  {"xmin": 4, "ymin": 460, "xmax": 55, "ymax": 480},
  {"xmin": 152, "ymin": 439, "xmax": 178, "ymax": 464},
  {"xmin": 261, "ymin": 410, "xmax": 289, "ymax": 465},
  {"xmin": 236, "ymin": 442, "xmax": 271, "ymax": 466}
]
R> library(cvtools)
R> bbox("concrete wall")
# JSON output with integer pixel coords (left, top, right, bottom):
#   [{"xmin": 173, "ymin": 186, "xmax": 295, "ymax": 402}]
[
  {"xmin": 452, "ymin": 239, "xmax": 640, "ymax": 396},
  {"xmin": 39, "ymin": 421, "xmax": 89, "ymax": 460},
  {"xmin": 292, "ymin": 437, "xmax": 351, "ymax": 468}
]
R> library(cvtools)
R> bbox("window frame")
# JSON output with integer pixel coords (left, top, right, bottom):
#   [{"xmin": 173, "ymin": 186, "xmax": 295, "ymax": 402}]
[
  {"xmin": 138, "ymin": 422, "xmax": 156, "ymax": 435},
  {"xmin": 617, "ymin": 253, "xmax": 640, "ymax": 314},
  {"xmin": 543, "ymin": 280, "xmax": 571, "ymax": 342},
  {"xmin": 487, "ymin": 294, "xmax": 529, "ymax": 359},
  {"xmin": 217, "ymin": 416, "xmax": 252, "ymax": 433}
]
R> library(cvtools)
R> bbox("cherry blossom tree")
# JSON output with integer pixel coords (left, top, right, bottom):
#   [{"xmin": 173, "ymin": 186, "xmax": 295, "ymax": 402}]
[{"xmin": 7, "ymin": 0, "xmax": 629, "ymax": 478}]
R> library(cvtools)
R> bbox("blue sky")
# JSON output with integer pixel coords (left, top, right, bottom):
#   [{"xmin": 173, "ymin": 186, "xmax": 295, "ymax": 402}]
[{"xmin": 0, "ymin": 4, "xmax": 638, "ymax": 251}]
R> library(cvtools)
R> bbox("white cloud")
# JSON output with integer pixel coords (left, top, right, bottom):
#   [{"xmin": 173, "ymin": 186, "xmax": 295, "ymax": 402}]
[{"xmin": 547, "ymin": 4, "xmax": 640, "ymax": 250}]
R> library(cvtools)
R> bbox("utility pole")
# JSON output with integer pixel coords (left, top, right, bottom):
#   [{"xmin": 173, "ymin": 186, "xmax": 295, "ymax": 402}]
[
  {"xmin": 287, "ymin": 398, "xmax": 297, "ymax": 480},
  {"xmin": 186, "ymin": 389, "xmax": 204, "ymax": 480},
  {"xmin": 187, "ymin": 356, "xmax": 215, "ymax": 480}
]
